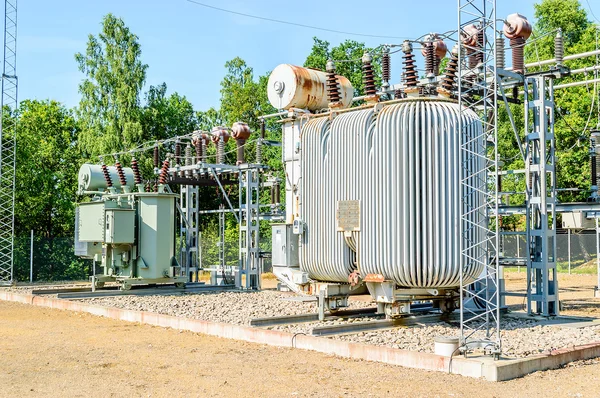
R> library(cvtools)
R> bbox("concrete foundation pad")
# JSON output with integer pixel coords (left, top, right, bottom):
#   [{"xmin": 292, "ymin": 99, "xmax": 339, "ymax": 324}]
[{"xmin": 1, "ymin": 291, "xmax": 600, "ymax": 382}]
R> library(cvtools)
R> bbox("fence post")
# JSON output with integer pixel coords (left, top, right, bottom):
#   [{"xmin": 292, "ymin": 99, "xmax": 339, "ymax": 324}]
[
  {"xmin": 517, "ymin": 235, "xmax": 521, "ymax": 272},
  {"xmin": 568, "ymin": 228, "xmax": 571, "ymax": 274},
  {"xmin": 29, "ymin": 230, "xmax": 34, "ymax": 283},
  {"xmin": 596, "ymin": 218, "xmax": 600, "ymax": 295}
]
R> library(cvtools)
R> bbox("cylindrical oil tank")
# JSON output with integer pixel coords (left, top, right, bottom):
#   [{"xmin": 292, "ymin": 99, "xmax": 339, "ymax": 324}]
[
  {"xmin": 78, "ymin": 163, "xmax": 135, "ymax": 192},
  {"xmin": 299, "ymin": 98, "xmax": 484, "ymax": 288},
  {"xmin": 267, "ymin": 64, "xmax": 354, "ymax": 111}
]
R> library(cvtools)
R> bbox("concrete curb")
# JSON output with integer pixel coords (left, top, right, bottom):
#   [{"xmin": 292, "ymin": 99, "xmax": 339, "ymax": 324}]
[{"xmin": 1, "ymin": 291, "xmax": 599, "ymax": 381}]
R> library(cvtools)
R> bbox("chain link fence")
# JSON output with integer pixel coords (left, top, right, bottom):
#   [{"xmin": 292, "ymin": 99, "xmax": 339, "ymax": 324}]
[
  {"xmin": 502, "ymin": 231, "xmax": 599, "ymax": 273},
  {"xmin": 13, "ymin": 235, "xmax": 91, "ymax": 282}
]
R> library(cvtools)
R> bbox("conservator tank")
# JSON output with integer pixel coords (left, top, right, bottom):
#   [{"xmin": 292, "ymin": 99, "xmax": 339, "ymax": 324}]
[
  {"xmin": 299, "ymin": 98, "xmax": 484, "ymax": 288},
  {"xmin": 267, "ymin": 64, "xmax": 354, "ymax": 111}
]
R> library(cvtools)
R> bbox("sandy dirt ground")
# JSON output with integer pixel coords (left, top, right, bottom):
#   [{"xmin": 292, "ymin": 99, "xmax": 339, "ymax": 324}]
[{"xmin": 1, "ymin": 299, "xmax": 600, "ymax": 397}]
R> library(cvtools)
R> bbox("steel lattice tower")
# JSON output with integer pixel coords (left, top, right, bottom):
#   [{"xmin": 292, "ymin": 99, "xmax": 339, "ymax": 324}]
[
  {"xmin": 0, "ymin": 0, "xmax": 17, "ymax": 286},
  {"xmin": 457, "ymin": 0, "xmax": 502, "ymax": 355}
]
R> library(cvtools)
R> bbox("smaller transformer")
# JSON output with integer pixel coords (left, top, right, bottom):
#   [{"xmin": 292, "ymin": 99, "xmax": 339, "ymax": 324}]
[{"xmin": 75, "ymin": 163, "xmax": 186, "ymax": 290}]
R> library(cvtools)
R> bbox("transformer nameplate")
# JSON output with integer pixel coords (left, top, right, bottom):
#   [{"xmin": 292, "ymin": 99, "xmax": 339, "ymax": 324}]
[{"xmin": 337, "ymin": 200, "xmax": 360, "ymax": 232}]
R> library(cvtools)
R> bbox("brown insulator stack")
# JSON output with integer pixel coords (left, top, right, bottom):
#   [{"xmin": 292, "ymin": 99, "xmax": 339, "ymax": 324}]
[
  {"xmin": 158, "ymin": 160, "xmax": 170, "ymax": 185},
  {"xmin": 422, "ymin": 38, "xmax": 435, "ymax": 76},
  {"xmin": 175, "ymin": 139, "xmax": 183, "ymax": 177},
  {"xmin": 439, "ymin": 44, "xmax": 459, "ymax": 97},
  {"xmin": 232, "ymin": 122, "xmax": 251, "ymax": 166},
  {"xmin": 326, "ymin": 59, "xmax": 342, "ymax": 107},
  {"xmin": 270, "ymin": 182, "xmax": 281, "ymax": 205},
  {"xmin": 402, "ymin": 40, "xmax": 418, "ymax": 96},
  {"xmin": 101, "ymin": 163, "xmax": 113, "ymax": 188},
  {"xmin": 114, "ymin": 159, "xmax": 127, "ymax": 187},
  {"xmin": 362, "ymin": 52, "xmax": 377, "ymax": 99},
  {"xmin": 462, "ymin": 24, "xmax": 480, "ymax": 77},
  {"xmin": 476, "ymin": 29, "xmax": 485, "ymax": 65},
  {"xmin": 153, "ymin": 143, "xmax": 159, "ymax": 169},
  {"xmin": 381, "ymin": 47, "xmax": 390, "ymax": 90},
  {"xmin": 131, "ymin": 156, "xmax": 142, "ymax": 185},
  {"xmin": 503, "ymin": 13, "xmax": 532, "ymax": 74},
  {"xmin": 211, "ymin": 127, "xmax": 230, "ymax": 164},
  {"xmin": 432, "ymin": 36, "xmax": 447, "ymax": 76},
  {"xmin": 194, "ymin": 136, "xmax": 202, "ymax": 163}
]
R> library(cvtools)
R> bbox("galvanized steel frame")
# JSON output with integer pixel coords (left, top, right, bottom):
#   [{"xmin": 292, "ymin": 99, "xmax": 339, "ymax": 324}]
[
  {"xmin": 238, "ymin": 167, "xmax": 261, "ymax": 289},
  {"xmin": 457, "ymin": 0, "xmax": 501, "ymax": 354},
  {"xmin": 524, "ymin": 76, "xmax": 558, "ymax": 316},
  {"xmin": 0, "ymin": 0, "xmax": 17, "ymax": 286}
]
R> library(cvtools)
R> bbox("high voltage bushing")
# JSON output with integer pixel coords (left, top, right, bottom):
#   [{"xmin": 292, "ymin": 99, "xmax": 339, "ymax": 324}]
[
  {"xmin": 438, "ymin": 44, "xmax": 459, "ymax": 97},
  {"xmin": 101, "ymin": 163, "xmax": 113, "ymax": 188},
  {"xmin": 114, "ymin": 158, "xmax": 127, "ymax": 186},
  {"xmin": 503, "ymin": 13, "xmax": 532, "ymax": 74},
  {"xmin": 130, "ymin": 156, "xmax": 142, "ymax": 185},
  {"xmin": 402, "ymin": 40, "xmax": 418, "ymax": 96},
  {"xmin": 326, "ymin": 59, "xmax": 342, "ymax": 107},
  {"xmin": 153, "ymin": 143, "xmax": 159, "ymax": 169},
  {"xmin": 158, "ymin": 160, "xmax": 170, "ymax": 185},
  {"xmin": 381, "ymin": 46, "xmax": 391, "ymax": 90},
  {"xmin": 422, "ymin": 36, "xmax": 436, "ymax": 77},
  {"xmin": 432, "ymin": 35, "xmax": 447, "ymax": 76},
  {"xmin": 555, "ymin": 29, "xmax": 564, "ymax": 67},
  {"xmin": 362, "ymin": 51, "xmax": 379, "ymax": 102},
  {"xmin": 232, "ymin": 121, "xmax": 251, "ymax": 165}
]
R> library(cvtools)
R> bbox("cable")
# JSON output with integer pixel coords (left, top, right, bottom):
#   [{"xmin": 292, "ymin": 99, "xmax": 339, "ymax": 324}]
[
  {"xmin": 185, "ymin": 0, "xmax": 412, "ymax": 40},
  {"xmin": 586, "ymin": 0, "xmax": 600, "ymax": 24}
]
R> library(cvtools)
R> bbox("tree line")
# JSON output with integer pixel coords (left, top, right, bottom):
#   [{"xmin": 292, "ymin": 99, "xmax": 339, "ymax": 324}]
[{"xmin": 11, "ymin": 0, "xmax": 597, "ymax": 280}]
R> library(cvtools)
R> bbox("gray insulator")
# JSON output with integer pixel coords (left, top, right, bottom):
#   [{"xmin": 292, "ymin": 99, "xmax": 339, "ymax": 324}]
[
  {"xmin": 555, "ymin": 30, "xmax": 564, "ymax": 66},
  {"xmin": 256, "ymin": 139, "xmax": 263, "ymax": 164},
  {"xmin": 185, "ymin": 144, "xmax": 192, "ymax": 177},
  {"xmin": 496, "ymin": 35, "xmax": 505, "ymax": 69},
  {"xmin": 217, "ymin": 138, "xmax": 224, "ymax": 164}
]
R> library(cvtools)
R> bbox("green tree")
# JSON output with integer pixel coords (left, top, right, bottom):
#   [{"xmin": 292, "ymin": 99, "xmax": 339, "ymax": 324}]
[
  {"xmin": 523, "ymin": 0, "xmax": 597, "ymax": 202},
  {"xmin": 141, "ymin": 83, "xmax": 197, "ymax": 141},
  {"xmin": 304, "ymin": 37, "xmax": 381, "ymax": 96},
  {"xmin": 14, "ymin": 100, "xmax": 87, "ymax": 280},
  {"xmin": 75, "ymin": 13, "xmax": 148, "ymax": 158}
]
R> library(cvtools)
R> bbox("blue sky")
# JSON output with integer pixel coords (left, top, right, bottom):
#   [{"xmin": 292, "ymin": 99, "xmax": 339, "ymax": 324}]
[{"xmin": 15, "ymin": 0, "xmax": 586, "ymax": 112}]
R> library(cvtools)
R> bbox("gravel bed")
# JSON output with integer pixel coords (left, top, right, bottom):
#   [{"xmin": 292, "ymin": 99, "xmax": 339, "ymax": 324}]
[
  {"xmin": 4, "ymin": 286, "xmax": 596, "ymax": 359},
  {"xmin": 81, "ymin": 290, "xmax": 371, "ymax": 325}
]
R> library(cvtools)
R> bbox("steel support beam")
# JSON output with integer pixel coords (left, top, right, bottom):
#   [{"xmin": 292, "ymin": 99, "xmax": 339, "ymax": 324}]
[
  {"xmin": 458, "ymin": 0, "xmax": 501, "ymax": 356},
  {"xmin": 0, "ymin": 0, "xmax": 17, "ymax": 286}
]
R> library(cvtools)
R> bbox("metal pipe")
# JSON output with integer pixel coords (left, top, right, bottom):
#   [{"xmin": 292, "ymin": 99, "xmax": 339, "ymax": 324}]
[
  {"xmin": 520, "ymin": 49, "xmax": 600, "ymax": 69},
  {"xmin": 554, "ymin": 77, "xmax": 600, "ymax": 90},
  {"xmin": 259, "ymin": 111, "xmax": 289, "ymax": 120}
]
